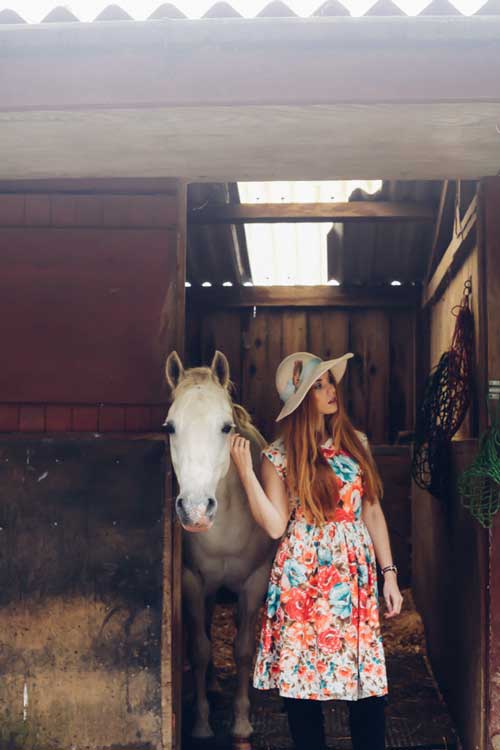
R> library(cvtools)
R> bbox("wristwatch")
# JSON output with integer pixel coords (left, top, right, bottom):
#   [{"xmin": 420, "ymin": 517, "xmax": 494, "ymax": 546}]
[{"xmin": 381, "ymin": 564, "xmax": 398, "ymax": 576}]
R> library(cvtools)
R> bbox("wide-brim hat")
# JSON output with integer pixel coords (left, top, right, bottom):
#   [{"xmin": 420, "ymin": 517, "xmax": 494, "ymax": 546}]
[{"xmin": 275, "ymin": 351, "xmax": 354, "ymax": 422}]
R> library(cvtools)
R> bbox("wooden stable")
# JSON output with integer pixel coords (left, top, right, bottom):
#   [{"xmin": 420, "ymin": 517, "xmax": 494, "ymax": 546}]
[{"xmin": 0, "ymin": 7, "xmax": 500, "ymax": 750}]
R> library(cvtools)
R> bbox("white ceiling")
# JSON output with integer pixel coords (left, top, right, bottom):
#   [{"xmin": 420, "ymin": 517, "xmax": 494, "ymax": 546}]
[{"xmin": 1, "ymin": 103, "xmax": 499, "ymax": 181}]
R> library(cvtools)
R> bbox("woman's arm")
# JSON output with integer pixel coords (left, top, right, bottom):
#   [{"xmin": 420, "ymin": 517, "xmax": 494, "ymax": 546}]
[
  {"xmin": 362, "ymin": 497, "xmax": 404, "ymax": 619},
  {"xmin": 230, "ymin": 433, "xmax": 290, "ymax": 539}
]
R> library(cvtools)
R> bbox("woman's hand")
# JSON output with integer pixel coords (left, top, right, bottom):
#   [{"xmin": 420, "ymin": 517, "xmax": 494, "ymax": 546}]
[
  {"xmin": 382, "ymin": 574, "xmax": 403, "ymax": 618},
  {"xmin": 230, "ymin": 433, "xmax": 254, "ymax": 482}
]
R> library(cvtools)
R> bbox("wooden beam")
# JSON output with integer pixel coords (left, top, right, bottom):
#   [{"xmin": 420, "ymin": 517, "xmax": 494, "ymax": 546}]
[
  {"xmin": 426, "ymin": 180, "xmax": 454, "ymax": 282},
  {"xmin": 188, "ymin": 202, "xmax": 435, "ymax": 225},
  {"xmin": 187, "ymin": 284, "xmax": 419, "ymax": 309},
  {"xmin": 422, "ymin": 194, "xmax": 477, "ymax": 307}
]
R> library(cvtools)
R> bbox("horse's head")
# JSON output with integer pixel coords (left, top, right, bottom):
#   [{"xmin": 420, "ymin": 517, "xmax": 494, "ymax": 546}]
[{"xmin": 164, "ymin": 350, "xmax": 235, "ymax": 533}]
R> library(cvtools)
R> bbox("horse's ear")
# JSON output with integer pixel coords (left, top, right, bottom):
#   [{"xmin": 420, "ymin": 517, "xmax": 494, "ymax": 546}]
[
  {"xmin": 165, "ymin": 350, "xmax": 185, "ymax": 389},
  {"xmin": 210, "ymin": 350, "xmax": 230, "ymax": 389}
]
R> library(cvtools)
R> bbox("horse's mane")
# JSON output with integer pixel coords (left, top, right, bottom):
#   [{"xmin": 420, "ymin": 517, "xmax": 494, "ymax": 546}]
[
  {"xmin": 172, "ymin": 366, "xmax": 266, "ymax": 448},
  {"xmin": 232, "ymin": 403, "xmax": 266, "ymax": 449}
]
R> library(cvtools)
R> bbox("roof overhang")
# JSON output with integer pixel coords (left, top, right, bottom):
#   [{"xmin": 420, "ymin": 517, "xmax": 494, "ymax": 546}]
[{"xmin": 1, "ymin": 17, "xmax": 500, "ymax": 180}]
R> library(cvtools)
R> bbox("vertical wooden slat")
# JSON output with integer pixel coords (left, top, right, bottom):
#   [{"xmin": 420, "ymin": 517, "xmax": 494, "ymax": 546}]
[
  {"xmin": 281, "ymin": 309, "xmax": 307, "ymax": 355},
  {"xmin": 19, "ymin": 405, "xmax": 45, "ymax": 432},
  {"xmin": 0, "ymin": 405, "xmax": 20, "ymax": 431},
  {"xmin": 350, "ymin": 310, "xmax": 390, "ymax": 442},
  {"xmin": 201, "ymin": 309, "xmax": 242, "ymax": 399},
  {"xmin": 25, "ymin": 195, "xmax": 51, "ymax": 225},
  {"xmin": 0, "ymin": 195, "xmax": 25, "ymax": 225},
  {"xmin": 242, "ymin": 308, "xmax": 270, "ymax": 436},
  {"xmin": 388, "ymin": 310, "xmax": 416, "ymax": 441},
  {"xmin": 72, "ymin": 406, "xmax": 99, "ymax": 432},
  {"xmin": 46, "ymin": 405, "xmax": 73, "ymax": 432},
  {"xmin": 124, "ymin": 406, "xmax": 153, "ymax": 432},
  {"xmin": 162, "ymin": 181, "xmax": 186, "ymax": 750},
  {"xmin": 98, "ymin": 406, "xmax": 126, "ymax": 432},
  {"xmin": 482, "ymin": 178, "xmax": 500, "ymax": 750}
]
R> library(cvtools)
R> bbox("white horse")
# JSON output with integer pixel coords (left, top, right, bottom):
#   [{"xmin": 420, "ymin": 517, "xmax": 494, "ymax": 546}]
[{"xmin": 164, "ymin": 350, "xmax": 276, "ymax": 743}]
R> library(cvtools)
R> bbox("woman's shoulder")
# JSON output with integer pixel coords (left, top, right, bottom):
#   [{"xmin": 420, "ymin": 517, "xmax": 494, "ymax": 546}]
[
  {"xmin": 354, "ymin": 429, "xmax": 369, "ymax": 450},
  {"xmin": 261, "ymin": 438, "xmax": 287, "ymax": 477}
]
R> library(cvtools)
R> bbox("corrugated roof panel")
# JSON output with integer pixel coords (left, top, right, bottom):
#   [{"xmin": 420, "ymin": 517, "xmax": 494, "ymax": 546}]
[
  {"xmin": 313, "ymin": 1, "xmax": 351, "ymax": 14},
  {"xmin": 203, "ymin": 1, "xmax": 243, "ymax": 15},
  {"xmin": 238, "ymin": 180, "xmax": 382, "ymax": 286},
  {"xmin": 0, "ymin": 0, "xmax": 496, "ymax": 23},
  {"xmin": 327, "ymin": 180, "xmax": 444, "ymax": 285}
]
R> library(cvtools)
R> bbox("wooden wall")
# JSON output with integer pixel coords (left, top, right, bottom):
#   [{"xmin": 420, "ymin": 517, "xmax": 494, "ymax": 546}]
[
  {"xmin": 187, "ymin": 304, "xmax": 415, "ymax": 446},
  {"xmin": 482, "ymin": 178, "xmax": 500, "ymax": 750},
  {"xmin": 0, "ymin": 179, "xmax": 186, "ymax": 750},
  {"xmin": 412, "ymin": 442, "xmax": 488, "ymax": 750},
  {"xmin": 0, "ymin": 180, "xmax": 185, "ymax": 433},
  {"xmin": 188, "ymin": 301, "xmax": 414, "ymax": 587},
  {"xmin": 412, "ymin": 228, "xmax": 489, "ymax": 749}
]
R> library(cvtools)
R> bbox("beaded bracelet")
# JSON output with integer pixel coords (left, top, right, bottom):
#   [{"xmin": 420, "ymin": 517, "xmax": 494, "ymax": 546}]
[{"xmin": 381, "ymin": 564, "xmax": 398, "ymax": 576}]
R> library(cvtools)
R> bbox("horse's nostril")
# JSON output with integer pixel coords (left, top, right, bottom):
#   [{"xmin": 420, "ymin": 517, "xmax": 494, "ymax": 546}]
[
  {"xmin": 207, "ymin": 498, "xmax": 216, "ymax": 513},
  {"xmin": 176, "ymin": 497, "xmax": 184, "ymax": 511}
]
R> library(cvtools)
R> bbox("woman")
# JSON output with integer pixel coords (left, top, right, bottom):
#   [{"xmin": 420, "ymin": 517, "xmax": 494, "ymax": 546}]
[{"xmin": 229, "ymin": 351, "xmax": 403, "ymax": 750}]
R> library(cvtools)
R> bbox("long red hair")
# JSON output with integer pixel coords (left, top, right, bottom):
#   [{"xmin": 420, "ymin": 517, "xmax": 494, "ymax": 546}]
[{"xmin": 279, "ymin": 373, "xmax": 383, "ymax": 524}]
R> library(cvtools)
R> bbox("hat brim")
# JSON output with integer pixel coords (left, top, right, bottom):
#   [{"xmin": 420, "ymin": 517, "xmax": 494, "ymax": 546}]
[{"xmin": 275, "ymin": 353, "xmax": 354, "ymax": 422}]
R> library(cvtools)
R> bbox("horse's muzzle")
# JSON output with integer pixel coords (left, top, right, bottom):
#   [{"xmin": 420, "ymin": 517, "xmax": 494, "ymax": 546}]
[{"xmin": 176, "ymin": 496, "xmax": 217, "ymax": 532}]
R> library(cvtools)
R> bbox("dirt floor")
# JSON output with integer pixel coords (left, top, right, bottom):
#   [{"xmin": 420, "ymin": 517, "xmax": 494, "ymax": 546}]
[{"xmin": 182, "ymin": 588, "xmax": 459, "ymax": 750}]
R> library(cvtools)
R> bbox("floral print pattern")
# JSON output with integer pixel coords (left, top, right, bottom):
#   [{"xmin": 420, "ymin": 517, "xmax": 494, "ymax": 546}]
[{"xmin": 253, "ymin": 436, "xmax": 388, "ymax": 701}]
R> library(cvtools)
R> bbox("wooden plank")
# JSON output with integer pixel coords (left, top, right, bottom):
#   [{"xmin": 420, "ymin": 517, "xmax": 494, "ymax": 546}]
[
  {"xmin": 0, "ymin": 227, "xmax": 177, "ymax": 404},
  {"xmin": 45, "ymin": 405, "xmax": 73, "ymax": 431},
  {"xmin": 124, "ymin": 406, "xmax": 153, "ymax": 432},
  {"xmin": 163, "ymin": 181, "xmax": 186, "ymax": 750},
  {"xmin": 388, "ymin": 310, "xmax": 416, "ymax": 441},
  {"xmin": 426, "ymin": 180, "xmax": 454, "ymax": 282},
  {"xmin": 423, "ymin": 194, "xmax": 477, "ymax": 307},
  {"xmin": 0, "ymin": 405, "xmax": 19, "ymax": 431},
  {"xmin": 350, "ymin": 310, "xmax": 390, "ymax": 443},
  {"xmin": 307, "ymin": 309, "xmax": 352, "ymax": 411},
  {"xmin": 18, "ymin": 405, "xmax": 45, "ymax": 432},
  {"xmin": 0, "ymin": 193, "xmax": 180, "ymax": 228},
  {"xmin": 188, "ymin": 285, "xmax": 419, "ymax": 309},
  {"xmin": 189, "ymin": 201, "xmax": 435, "ymax": 224},
  {"xmin": 200, "ymin": 310, "xmax": 242, "ymax": 399},
  {"xmin": 281, "ymin": 309, "xmax": 307, "ymax": 355},
  {"xmin": 98, "ymin": 406, "xmax": 126, "ymax": 432},
  {"xmin": 72, "ymin": 406, "xmax": 99, "ymax": 432},
  {"xmin": 482, "ymin": 178, "xmax": 500, "ymax": 750}
]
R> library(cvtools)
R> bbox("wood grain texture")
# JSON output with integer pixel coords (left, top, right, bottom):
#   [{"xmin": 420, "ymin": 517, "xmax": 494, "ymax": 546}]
[{"xmin": 189, "ymin": 201, "xmax": 435, "ymax": 224}]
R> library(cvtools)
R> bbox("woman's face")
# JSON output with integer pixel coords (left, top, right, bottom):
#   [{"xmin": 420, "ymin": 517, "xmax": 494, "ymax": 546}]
[{"xmin": 311, "ymin": 370, "xmax": 338, "ymax": 416}]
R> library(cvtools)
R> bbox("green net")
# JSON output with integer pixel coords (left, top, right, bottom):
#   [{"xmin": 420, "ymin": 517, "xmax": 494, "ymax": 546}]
[{"xmin": 458, "ymin": 401, "xmax": 500, "ymax": 528}]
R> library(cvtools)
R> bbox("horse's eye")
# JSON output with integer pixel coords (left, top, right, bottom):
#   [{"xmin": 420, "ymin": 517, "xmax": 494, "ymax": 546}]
[
  {"xmin": 221, "ymin": 423, "xmax": 234, "ymax": 434},
  {"xmin": 162, "ymin": 422, "xmax": 175, "ymax": 435}
]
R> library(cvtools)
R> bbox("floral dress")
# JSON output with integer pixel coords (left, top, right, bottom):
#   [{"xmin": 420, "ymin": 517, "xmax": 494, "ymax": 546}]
[{"xmin": 253, "ymin": 436, "xmax": 388, "ymax": 701}]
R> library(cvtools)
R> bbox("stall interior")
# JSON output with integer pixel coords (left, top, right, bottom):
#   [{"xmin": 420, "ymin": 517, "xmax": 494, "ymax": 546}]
[{"xmin": 182, "ymin": 178, "xmax": 485, "ymax": 750}]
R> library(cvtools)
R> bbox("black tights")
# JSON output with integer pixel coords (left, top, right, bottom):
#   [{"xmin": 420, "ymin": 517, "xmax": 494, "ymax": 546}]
[{"xmin": 283, "ymin": 695, "xmax": 386, "ymax": 750}]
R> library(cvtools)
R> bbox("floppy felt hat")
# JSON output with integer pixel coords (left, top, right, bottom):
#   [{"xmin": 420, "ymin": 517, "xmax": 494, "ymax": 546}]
[{"xmin": 275, "ymin": 351, "xmax": 354, "ymax": 422}]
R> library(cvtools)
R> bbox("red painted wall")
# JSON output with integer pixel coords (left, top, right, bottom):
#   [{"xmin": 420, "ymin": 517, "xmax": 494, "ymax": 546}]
[{"xmin": 0, "ymin": 181, "xmax": 184, "ymax": 432}]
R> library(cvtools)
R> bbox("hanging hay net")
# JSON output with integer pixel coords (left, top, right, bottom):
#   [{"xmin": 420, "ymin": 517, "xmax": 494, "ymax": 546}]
[
  {"xmin": 458, "ymin": 402, "xmax": 500, "ymax": 528},
  {"xmin": 411, "ymin": 282, "xmax": 475, "ymax": 500}
]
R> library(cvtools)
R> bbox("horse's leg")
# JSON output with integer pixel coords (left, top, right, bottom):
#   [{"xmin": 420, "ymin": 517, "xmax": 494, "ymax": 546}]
[
  {"xmin": 183, "ymin": 566, "xmax": 213, "ymax": 739},
  {"xmin": 232, "ymin": 563, "xmax": 270, "ymax": 739},
  {"xmin": 205, "ymin": 593, "xmax": 221, "ymax": 693}
]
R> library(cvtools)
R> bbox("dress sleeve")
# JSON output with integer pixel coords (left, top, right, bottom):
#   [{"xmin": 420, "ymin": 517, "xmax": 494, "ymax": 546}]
[{"xmin": 261, "ymin": 440, "xmax": 287, "ymax": 481}]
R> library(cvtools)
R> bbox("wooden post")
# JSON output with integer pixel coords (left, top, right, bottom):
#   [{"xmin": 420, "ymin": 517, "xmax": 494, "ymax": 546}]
[
  {"xmin": 161, "ymin": 180, "xmax": 186, "ymax": 750},
  {"xmin": 480, "ymin": 178, "xmax": 500, "ymax": 750}
]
